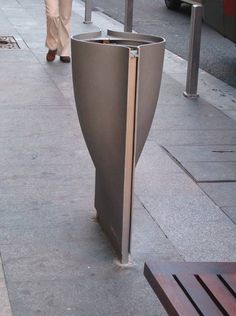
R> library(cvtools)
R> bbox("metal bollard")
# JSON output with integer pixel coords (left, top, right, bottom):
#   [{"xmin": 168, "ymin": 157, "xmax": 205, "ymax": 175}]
[
  {"xmin": 124, "ymin": 0, "xmax": 134, "ymax": 32},
  {"xmin": 184, "ymin": 4, "xmax": 203, "ymax": 99},
  {"xmin": 84, "ymin": 0, "xmax": 92, "ymax": 24}
]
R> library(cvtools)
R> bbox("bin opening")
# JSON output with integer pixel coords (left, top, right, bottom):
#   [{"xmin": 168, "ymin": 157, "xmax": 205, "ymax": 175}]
[{"xmin": 87, "ymin": 39, "xmax": 151, "ymax": 49}]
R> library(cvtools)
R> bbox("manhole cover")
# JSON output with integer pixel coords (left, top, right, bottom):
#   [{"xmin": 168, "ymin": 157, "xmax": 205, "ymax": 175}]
[{"xmin": 0, "ymin": 36, "xmax": 20, "ymax": 49}]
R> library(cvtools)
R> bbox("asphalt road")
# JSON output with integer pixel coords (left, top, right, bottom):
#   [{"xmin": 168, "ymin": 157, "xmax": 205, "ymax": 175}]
[{"xmin": 89, "ymin": 0, "xmax": 236, "ymax": 87}]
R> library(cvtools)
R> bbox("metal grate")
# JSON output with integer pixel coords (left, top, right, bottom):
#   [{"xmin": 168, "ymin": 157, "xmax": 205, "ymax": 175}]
[{"xmin": 0, "ymin": 36, "xmax": 20, "ymax": 49}]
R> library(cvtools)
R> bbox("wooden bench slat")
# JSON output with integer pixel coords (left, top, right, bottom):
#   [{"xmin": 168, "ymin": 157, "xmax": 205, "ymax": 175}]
[
  {"xmin": 144, "ymin": 262, "xmax": 236, "ymax": 316},
  {"xmin": 176, "ymin": 274, "xmax": 223, "ymax": 316},
  {"xmin": 198, "ymin": 274, "xmax": 236, "ymax": 315},
  {"xmin": 145, "ymin": 261, "xmax": 236, "ymax": 275},
  {"xmin": 221, "ymin": 274, "xmax": 236, "ymax": 294},
  {"xmin": 144, "ymin": 264, "xmax": 199, "ymax": 316},
  {"xmin": 155, "ymin": 275, "xmax": 200, "ymax": 316}
]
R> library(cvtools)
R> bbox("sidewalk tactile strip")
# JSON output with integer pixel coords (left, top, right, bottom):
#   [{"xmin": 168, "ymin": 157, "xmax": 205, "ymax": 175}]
[
  {"xmin": 0, "ymin": 36, "xmax": 20, "ymax": 49},
  {"xmin": 0, "ymin": 254, "xmax": 12, "ymax": 316}
]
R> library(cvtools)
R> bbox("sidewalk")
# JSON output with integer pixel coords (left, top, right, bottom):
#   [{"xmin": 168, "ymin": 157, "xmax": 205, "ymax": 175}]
[{"xmin": 0, "ymin": 0, "xmax": 235, "ymax": 315}]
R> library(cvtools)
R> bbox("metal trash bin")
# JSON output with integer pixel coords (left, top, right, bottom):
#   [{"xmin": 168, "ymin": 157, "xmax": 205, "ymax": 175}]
[{"xmin": 71, "ymin": 30, "xmax": 165, "ymax": 264}]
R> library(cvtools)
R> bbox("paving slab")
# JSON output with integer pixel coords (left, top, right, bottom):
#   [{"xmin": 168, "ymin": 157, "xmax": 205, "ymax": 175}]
[
  {"xmin": 224, "ymin": 110, "xmax": 236, "ymax": 121},
  {"xmin": 0, "ymin": 220, "xmax": 114, "ymax": 282},
  {"xmin": 151, "ymin": 129, "xmax": 236, "ymax": 146},
  {"xmin": 0, "ymin": 107, "xmax": 76, "ymax": 138},
  {"xmin": 164, "ymin": 145, "xmax": 236, "ymax": 162},
  {"xmin": 182, "ymin": 161, "xmax": 236, "ymax": 182},
  {"xmin": 170, "ymin": 72, "xmax": 236, "ymax": 114},
  {"xmin": 0, "ymin": 255, "xmax": 12, "ymax": 316},
  {"xmin": 154, "ymin": 106, "xmax": 236, "ymax": 131},
  {"xmin": 136, "ymin": 141, "xmax": 184, "ymax": 176},
  {"xmin": 200, "ymin": 182, "xmax": 236, "ymax": 207},
  {"xmin": 131, "ymin": 199, "xmax": 183, "ymax": 262},
  {"xmin": 8, "ymin": 275, "xmax": 166, "ymax": 316},
  {"xmin": 135, "ymin": 141, "xmax": 236, "ymax": 261},
  {"xmin": 0, "ymin": 182, "xmax": 94, "ymax": 216},
  {"xmin": 0, "ymin": 164, "xmax": 94, "ymax": 206},
  {"xmin": 0, "ymin": 135, "xmax": 85, "ymax": 166},
  {"xmin": 0, "ymin": 50, "xmax": 39, "ymax": 63},
  {"xmin": 0, "ymin": 200, "xmax": 181, "ymax": 281},
  {"xmin": 0, "ymin": 75, "xmax": 67, "ymax": 106},
  {"xmin": 221, "ymin": 207, "xmax": 236, "ymax": 224},
  {"xmin": 0, "ymin": 0, "xmax": 21, "ymax": 8}
]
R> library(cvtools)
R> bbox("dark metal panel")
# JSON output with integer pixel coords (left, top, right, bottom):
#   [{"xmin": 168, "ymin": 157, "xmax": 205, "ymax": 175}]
[
  {"xmin": 203, "ymin": 0, "xmax": 224, "ymax": 34},
  {"xmin": 223, "ymin": 0, "xmax": 236, "ymax": 42},
  {"xmin": 224, "ymin": 16, "xmax": 236, "ymax": 42}
]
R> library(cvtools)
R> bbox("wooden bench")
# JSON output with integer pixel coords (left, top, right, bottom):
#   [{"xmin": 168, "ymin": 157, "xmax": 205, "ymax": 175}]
[{"xmin": 144, "ymin": 262, "xmax": 236, "ymax": 316}]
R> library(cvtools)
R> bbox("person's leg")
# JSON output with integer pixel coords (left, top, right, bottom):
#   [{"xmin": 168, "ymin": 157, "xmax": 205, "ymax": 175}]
[
  {"xmin": 44, "ymin": 0, "xmax": 59, "ymax": 53},
  {"xmin": 58, "ymin": 0, "xmax": 73, "ymax": 59}
]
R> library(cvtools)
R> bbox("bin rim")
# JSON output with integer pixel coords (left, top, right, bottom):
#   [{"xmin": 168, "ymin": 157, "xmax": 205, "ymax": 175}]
[{"xmin": 71, "ymin": 29, "xmax": 166, "ymax": 46}]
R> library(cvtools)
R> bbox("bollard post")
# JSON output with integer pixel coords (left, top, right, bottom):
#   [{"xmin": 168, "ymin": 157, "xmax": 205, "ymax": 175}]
[
  {"xmin": 124, "ymin": 0, "xmax": 134, "ymax": 32},
  {"xmin": 84, "ymin": 0, "xmax": 92, "ymax": 24},
  {"xmin": 184, "ymin": 4, "xmax": 203, "ymax": 99}
]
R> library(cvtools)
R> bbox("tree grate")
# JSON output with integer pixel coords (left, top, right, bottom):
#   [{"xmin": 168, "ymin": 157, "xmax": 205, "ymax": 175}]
[{"xmin": 0, "ymin": 36, "xmax": 20, "ymax": 49}]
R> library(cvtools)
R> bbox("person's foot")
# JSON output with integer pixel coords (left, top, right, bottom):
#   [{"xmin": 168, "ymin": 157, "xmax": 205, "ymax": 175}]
[
  {"xmin": 60, "ymin": 56, "xmax": 71, "ymax": 63},
  {"xmin": 46, "ymin": 49, "xmax": 57, "ymax": 62}
]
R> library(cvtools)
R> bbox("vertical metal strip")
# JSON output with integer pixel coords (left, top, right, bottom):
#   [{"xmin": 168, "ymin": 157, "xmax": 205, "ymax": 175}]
[{"xmin": 121, "ymin": 54, "xmax": 137, "ymax": 264}]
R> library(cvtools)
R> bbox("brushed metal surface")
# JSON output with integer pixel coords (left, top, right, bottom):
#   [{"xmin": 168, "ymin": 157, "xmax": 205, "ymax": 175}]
[
  {"xmin": 135, "ymin": 43, "xmax": 165, "ymax": 161},
  {"xmin": 107, "ymin": 30, "xmax": 165, "ymax": 43},
  {"xmin": 71, "ymin": 31, "xmax": 165, "ymax": 263}
]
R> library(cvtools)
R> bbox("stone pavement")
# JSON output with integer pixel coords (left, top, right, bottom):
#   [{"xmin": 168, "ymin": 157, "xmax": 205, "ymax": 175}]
[
  {"xmin": 0, "ymin": 255, "xmax": 12, "ymax": 315},
  {"xmin": 0, "ymin": 0, "xmax": 235, "ymax": 315}
]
